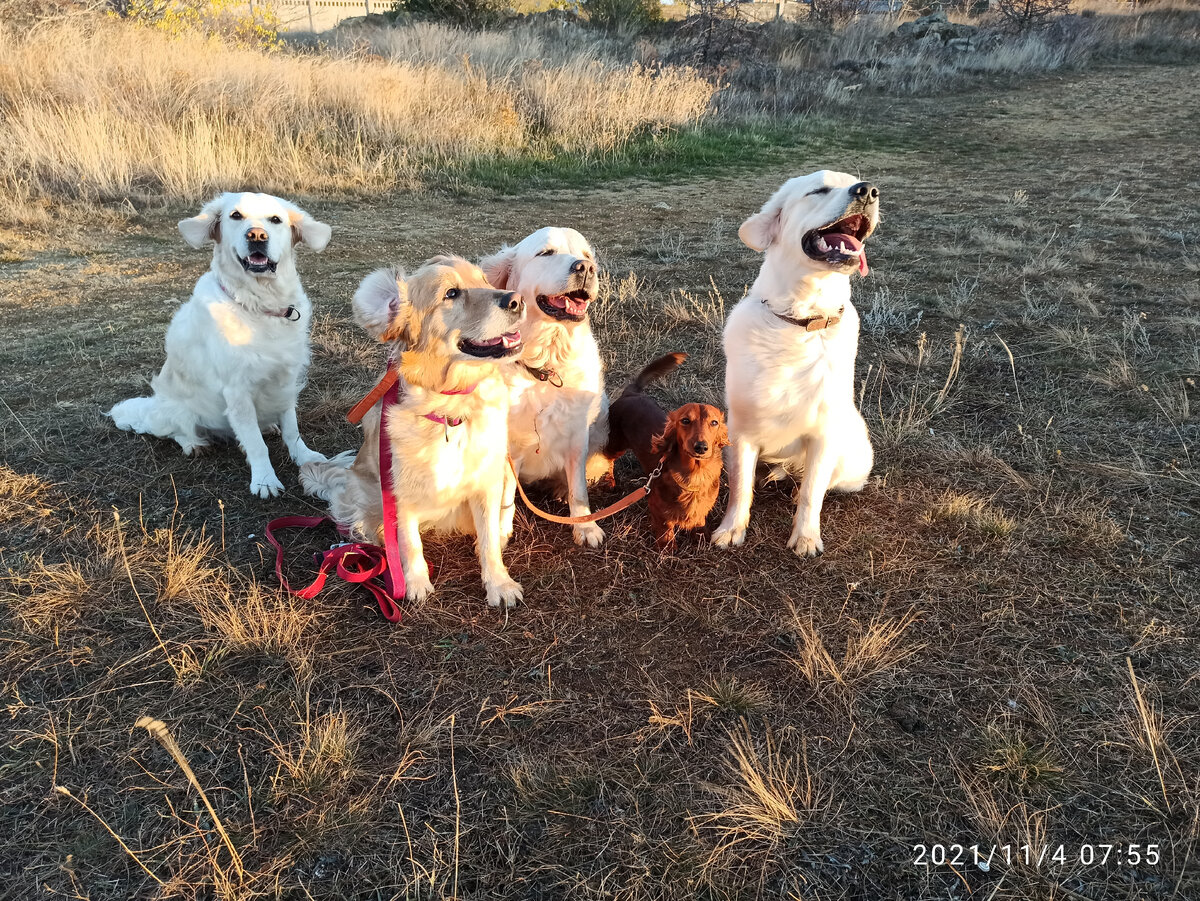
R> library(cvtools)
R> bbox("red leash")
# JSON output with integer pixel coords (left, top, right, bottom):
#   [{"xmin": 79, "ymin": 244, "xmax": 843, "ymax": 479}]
[
  {"xmin": 267, "ymin": 360, "xmax": 407, "ymax": 623},
  {"xmin": 378, "ymin": 365, "xmax": 406, "ymax": 608},
  {"xmin": 265, "ymin": 515, "xmax": 403, "ymax": 622}
]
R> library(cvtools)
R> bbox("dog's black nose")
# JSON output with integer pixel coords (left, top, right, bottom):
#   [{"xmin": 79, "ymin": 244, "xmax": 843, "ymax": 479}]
[
  {"xmin": 570, "ymin": 258, "xmax": 595, "ymax": 276},
  {"xmin": 850, "ymin": 182, "xmax": 879, "ymax": 202},
  {"xmin": 246, "ymin": 227, "xmax": 268, "ymax": 244},
  {"xmin": 694, "ymin": 440, "xmax": 709, "ymax": 455},
  {"xmin": 499, "ymin": 291, "xmax": 523, "ymax": 313}
]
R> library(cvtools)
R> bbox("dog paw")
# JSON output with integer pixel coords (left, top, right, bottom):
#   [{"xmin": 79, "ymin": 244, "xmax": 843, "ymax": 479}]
[
  {"xmin": 405, "ymin": 574, "xmax": 435, "ymax": 602},
  {"xmin": 179, "ymin": 439, "xmax": 208, "ymax": 457},
  {"xmin": 787, "ymin": 525, "xmax": 823, "ymax": 557},
  {"xmin": 711, "ymin": 523, "xmax": 747, "ymax": 547},
  {"xmin": 250, "ymin": 472, "xmax": 285, "ymax": 498},
  {"xmin": 486, "ymin": 577, "xmax": 523, "ymax": 609},
  {"xmin": 573, "ymin": 522, "xmax": 605, "ymax": 547},
  {"xmin": 293, "ymin": 448, "xmax": 328, "ymax": 467}
]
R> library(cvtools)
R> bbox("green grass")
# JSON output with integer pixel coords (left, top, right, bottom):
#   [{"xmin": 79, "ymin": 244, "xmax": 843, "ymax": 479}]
[{"xmin": 440, "ymin": 124, "xmax": 814, "ymax": 195}]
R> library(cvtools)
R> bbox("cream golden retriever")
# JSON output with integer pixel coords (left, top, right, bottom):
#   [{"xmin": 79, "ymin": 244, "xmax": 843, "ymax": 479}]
[
  {"xmin": 713, "ymin": 171, "xmax": 879, "ymax": 556},
  {"xmin": 107, "ymin": 191, "xmax": 331, "ymax": 498},
  {"xmin": 301, "ymin": 257, "xmax": 526, "ymax": 609},
  {"xmin": 480, "ymin": 227, "xmax": 610, "ymax": 547}
]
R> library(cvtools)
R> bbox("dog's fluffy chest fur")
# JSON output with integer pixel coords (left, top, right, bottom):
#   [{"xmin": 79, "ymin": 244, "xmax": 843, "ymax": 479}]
[
  {"xmin": 156, "ymin": 270, "xmax": 313, "ymax": 429},
  {"xmin": 506, "ymin": 321, "xmax": 607, "ymax": 478},
  {"xmin": 387, "ymin": 378, "xmax": 510, "ymax": 516},
  {"xmin": 723, "ymin": 296, "xmax": 861, "ymax": 459}
]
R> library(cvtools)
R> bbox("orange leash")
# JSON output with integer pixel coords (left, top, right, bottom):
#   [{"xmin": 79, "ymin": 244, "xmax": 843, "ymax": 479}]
[
  {"xmin": 507, "ymin": 456, "xmax": 662, "ymax": 525},
  {"xmin": 347, "ymin": 368, "xmax": 399, "ymax": 425}
]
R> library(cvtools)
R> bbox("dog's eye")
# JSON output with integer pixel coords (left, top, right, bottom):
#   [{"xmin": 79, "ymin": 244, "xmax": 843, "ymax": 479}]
[
  {"xmin": 445, "ymin": 287, "xmax": 461, "ymax": 300},
  {"xmin": 806, "ymin": 187, "xmax": 832, "ymax": 197},
  {"xmin": 681, "ymin": 417, "xmax": 691, "ymax": 425},
  {"xmin": 229, "ymin": 210, "xmax": 244, "ymax": 220},
  {"xmin": 268, "ymin": 215, "xmax": 282, "ymax": 224},
  {"xmin": 536, "ymin": 249, "xmax": 556, "ymax": 257},
  {"xmin": 711, "ymin": 420, "xmax": 718, "ymax": 427}
]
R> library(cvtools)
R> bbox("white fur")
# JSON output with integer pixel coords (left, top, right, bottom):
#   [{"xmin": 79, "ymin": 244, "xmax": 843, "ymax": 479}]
[
  {"xmin": 301, "ymin": 258, "xmax": 524, "ymax": 609},
  {"xmin": 480, "ymin": 227, "xmax": 610, "ymax": 547},
  {"xmin": 108, "ymin": 192, "xmax": 330, "ymax": 498},
  {"xmin": 712, "ymin": 171, "xmax": 878, "ymax": 556}
]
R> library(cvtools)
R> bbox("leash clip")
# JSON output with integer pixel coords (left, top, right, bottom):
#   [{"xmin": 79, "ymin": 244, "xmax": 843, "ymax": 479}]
[{"xmin": 285, "ymin": 306, "xmax": 301, "ymax": 322}]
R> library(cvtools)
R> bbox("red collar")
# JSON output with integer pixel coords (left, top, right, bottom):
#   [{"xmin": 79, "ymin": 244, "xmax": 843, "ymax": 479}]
[{"xmin": 347, "ymin": 366, "xmax": 477, "ymax": 426}]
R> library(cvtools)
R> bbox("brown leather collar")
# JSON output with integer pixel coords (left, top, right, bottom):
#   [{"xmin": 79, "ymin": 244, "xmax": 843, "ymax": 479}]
[
  {"xmin": 763, "ymin": 299, "xmax": 844, "ymax": 332},
  {"xmin": 522, "ymin": 362, "xmax": 563, "ymax": 387}
]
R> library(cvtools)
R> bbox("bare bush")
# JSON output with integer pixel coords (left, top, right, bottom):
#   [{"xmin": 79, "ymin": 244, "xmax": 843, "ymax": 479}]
[{"xmin": 994, "ymin": 0, "xmax": 1071, "ymax": 32}]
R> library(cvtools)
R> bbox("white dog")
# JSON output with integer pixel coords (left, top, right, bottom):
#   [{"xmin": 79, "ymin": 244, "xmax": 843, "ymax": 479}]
[
  {"xmin": 301, "ymin": 257, "xmax": 526, "ymax": 609},
  {"xmin": 480, "ymin": 227, "xmax": 610, "ymax": 547},
  {"xmin": 108, "ymin": 192, "xmax": 331, "ymax": 498},
  {"xmin": 712, "ymin": 171, "xmax": 879, "ymax": 556}
]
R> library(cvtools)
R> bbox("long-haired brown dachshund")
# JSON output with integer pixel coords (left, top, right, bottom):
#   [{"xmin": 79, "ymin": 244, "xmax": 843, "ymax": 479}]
[{"xmin": 602, "ymin": 353, "xmax": 728, "ymax": 548}]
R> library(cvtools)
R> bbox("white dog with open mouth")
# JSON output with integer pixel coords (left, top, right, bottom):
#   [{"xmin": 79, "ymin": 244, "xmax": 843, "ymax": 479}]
[
  {"xmin": 712, "ymin": 171, "xmax": 879, "ymax": 556},
  {"xmin": 480, "ymin": 227, "xmax": 610, "ymax": 547},
  {"xmin": 301, "ymin": 257, "xmax": 526, "ymax": 608},
  {"xmin": 108, "ymin": 191, "xmax": 331, "ymax": 498}
]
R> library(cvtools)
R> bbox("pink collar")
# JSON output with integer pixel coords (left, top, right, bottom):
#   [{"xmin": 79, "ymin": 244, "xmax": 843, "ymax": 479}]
[
  {"xmin": 217, "ymin": 280, "xmax": 300, "ymax": 321},
  {"xmin": 424, "ymin": 411, "xmax": 463, "ymax": 428}
]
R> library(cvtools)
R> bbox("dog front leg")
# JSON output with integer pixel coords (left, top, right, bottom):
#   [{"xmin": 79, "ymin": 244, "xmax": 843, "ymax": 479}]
[
  {"xmin": 280, "ymin": 405, "xmax": 326, "ymax": 467},
  {"xmin": 500, "ymin": 461, "xmax": 517, "ymax": 548},
  {"xmin": 566, "ymin": 442, "xmax": 603, "ymax": 547},
  {"xmin": 393, "ymin": 507, "xmax": 434, "ymax": 601},
  {"xmin": 223, "ymin": 387, "xmax": 283, "ymax": 498},
  {"xmin": 470, "ymin": 491, "xmax": 523, "ymax": 609},
  {"xmin": 712, "ymin": 437, "xmax": 759, "ymax": 547},
  {"xmin": 787, "ymin": 436, "xmax": 837, "ymax": 557}
]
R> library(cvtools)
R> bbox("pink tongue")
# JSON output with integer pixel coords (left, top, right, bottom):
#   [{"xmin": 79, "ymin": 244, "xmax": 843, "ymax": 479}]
[{"xmin": 825, "ymin": 233, "xmax": 868, "ymax": 276}]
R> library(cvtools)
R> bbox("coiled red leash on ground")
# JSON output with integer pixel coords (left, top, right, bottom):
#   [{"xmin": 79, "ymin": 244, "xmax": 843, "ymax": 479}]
[{"xmin": 265, "ymin": 515, "xmax": 403, "ymax": 622}]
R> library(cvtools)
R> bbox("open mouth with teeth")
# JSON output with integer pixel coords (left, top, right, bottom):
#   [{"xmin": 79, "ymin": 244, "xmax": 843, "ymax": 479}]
[
  {"xmin": 459, "ymin": 330, "xmax": 523, "ymax": 359},
  {"xmin": 239, "ymin": 251, "xmax": 277, "ymax": 275},
  {"xmin": 802, "ymin": 214, "xmax": 873, "ymax": 276},
  {"xmin": 537, "ymin": 289, "xmax": 592, "ymax": 322}
]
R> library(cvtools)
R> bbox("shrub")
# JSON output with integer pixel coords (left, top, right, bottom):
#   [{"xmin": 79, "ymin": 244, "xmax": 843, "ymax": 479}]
[
  {"xmin": 108, "ymin": 0, "xmax": 282, "ymax": 47},
  {"xmin": 993, "ymin": 0, "xmax": 1071, "ymax": 33},
  {"xmin": 583, "ymin": 0, "xmax": 660, "ymax": 32}
]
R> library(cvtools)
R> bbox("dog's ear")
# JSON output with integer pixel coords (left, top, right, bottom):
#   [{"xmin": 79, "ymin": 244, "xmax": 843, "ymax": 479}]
[
  {"xmin": 650, "ymin": 412, "xmax": 680, "ymax": 458},
  {"xmin": 739, "ymin": 193, "xmax": 783, "ymax": 253},
  {"xmin": 716, "ymin": 417, "xmax": 730, "ymax": 449},
  {"xmin": 353, "ymin": 267, "xmax": 412, "ymax": 344},
  {"xmin": 178, "ymin": 195, "xmax": 226, "ymax": 249},
  {"xmin": 285, "ymin": 203, "xmax": 332, "ymax": 252},
  {"xmin": 479, "ymin": 245, "xmax": 516, "ymax": 290}
]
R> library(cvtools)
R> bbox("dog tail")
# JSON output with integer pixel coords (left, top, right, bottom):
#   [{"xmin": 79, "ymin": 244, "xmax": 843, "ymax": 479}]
[
  {"xmin": 299, "ymin": 452, "xmax": 354, "ymax": 502},
  {"xmin": 108, "ymin": 395, "xmax": 184, "ymax": 437},
  {"xmin": 622, "ymin": 352, "xmax": 687, "ymax": 398}
]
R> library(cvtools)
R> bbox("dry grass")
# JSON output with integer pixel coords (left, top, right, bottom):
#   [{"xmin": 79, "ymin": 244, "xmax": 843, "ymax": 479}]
[
  {"xmin": 0, "ymin": 15, "xmax": 714, "ymax": 217},
  {"xmin": 787, "ymin": 604, "xmax": 923, "ymax": 689},
  {"xmin": 692, "ymin": 722, "xmax": 819, "ymax": 873}
]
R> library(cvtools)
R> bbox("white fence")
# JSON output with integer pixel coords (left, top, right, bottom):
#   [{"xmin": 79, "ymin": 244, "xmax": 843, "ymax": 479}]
[{"xmin": 268, "ymin": 0, "xmax": 402, "ymax": 32}]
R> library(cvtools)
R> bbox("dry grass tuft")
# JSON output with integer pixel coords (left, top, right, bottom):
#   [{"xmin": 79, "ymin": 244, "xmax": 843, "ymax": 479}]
[
  {"xmin": 787, "ymin": 605, "xmax": 923, "ymax": 689},
  {"xmin": 272, "ymin": 708, "xmax": 362, "ymax": 798},
  {"xmin": 195, "ymin": 581, "xmax": 320, "ymax": 675},
  {"xmin": 692, "ymin": 722, "xmax": 818, "ymax": 871},
  {"xmin": 923, "ymin": 490, "xmax": 1018, "ymax": 538},
  {"xmin": 0, "ymin": 464, "xmax": 54, "ymax": 524}
]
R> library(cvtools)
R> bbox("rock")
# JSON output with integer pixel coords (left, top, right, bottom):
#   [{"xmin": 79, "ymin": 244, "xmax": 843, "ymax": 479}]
[{"xmin": 896, "ymin": 10, "xmax": 949, "ymax": 40}]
